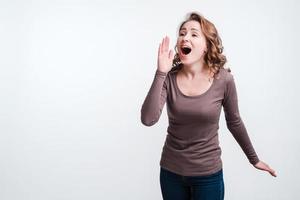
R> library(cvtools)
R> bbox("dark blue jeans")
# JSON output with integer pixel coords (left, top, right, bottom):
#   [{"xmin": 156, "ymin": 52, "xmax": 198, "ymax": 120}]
[{"xmin": 160, "ymin": 167, "xmax": 224, "ymax": 200}]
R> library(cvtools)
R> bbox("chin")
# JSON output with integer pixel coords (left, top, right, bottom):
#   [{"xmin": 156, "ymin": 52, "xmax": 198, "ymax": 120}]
[
  {"xmin": 180, "ymin": 56, "xmax": 203, "ymax": 66},
  {"xmin": 180, "ymin": 59, "xmax": 196, "ymax": 66}
]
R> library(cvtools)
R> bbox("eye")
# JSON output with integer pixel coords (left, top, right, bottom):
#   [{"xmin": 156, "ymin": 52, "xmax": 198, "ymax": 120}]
[
  {"xmin": 179, "ymin": 33, "xmax": 185, "ymax": 36},
  {"xmin": 192, "ymin": 34, "xmax": 198, "ymax": 37}
]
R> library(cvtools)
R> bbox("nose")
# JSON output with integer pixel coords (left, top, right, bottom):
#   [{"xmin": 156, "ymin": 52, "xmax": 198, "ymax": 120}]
[{"xmin": 182, "ymin": 33, "xmax": 190, "ymax": 42}]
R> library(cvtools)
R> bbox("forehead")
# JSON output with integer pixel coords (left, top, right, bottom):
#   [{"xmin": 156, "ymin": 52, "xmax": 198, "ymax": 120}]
[{"xmin": 180, "ymin": 20, "xmax": 201, "ymax": 32}]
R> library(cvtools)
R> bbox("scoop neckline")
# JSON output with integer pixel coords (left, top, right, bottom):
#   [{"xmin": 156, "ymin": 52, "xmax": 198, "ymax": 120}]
[{"xmin": 174, "ymin": 70, "xmax": 215, "ymax": 98}]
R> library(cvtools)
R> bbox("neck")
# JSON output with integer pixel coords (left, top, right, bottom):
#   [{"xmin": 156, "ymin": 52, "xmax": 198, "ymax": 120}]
[{"xmin": 181, "ymin": 62, "xmax": 211, "ymax": 80}]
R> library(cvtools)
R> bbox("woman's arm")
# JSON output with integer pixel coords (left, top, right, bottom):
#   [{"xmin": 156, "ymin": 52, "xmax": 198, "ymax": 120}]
[
  {"xmin": 222, "ymin": 72, "xmax": 277, "ymax": 177},
  {"xmin": 222, "ymin": 72, "xmax": 260, "ymax": 165},
  {"xmin": 140, "ymin": 70, "xmax": 168, "ymax": 126},
  {"xmin": 141, "ymin": 36, "xmax": 174, "ymax": 127}
]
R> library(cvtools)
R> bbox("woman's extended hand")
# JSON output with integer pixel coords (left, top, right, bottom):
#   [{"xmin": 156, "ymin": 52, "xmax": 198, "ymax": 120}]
[
  {"xmin": 157, "ymin": 36, "xmax": 174, "ymax": 74},
  {"xmin": 254, "ymin": 160, "xmax": 277, "ymax": 177}
]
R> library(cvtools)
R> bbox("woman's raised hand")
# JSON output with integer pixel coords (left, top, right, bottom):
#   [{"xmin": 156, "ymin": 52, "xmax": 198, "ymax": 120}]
[{"xmin": 157, "ymin": 36, "xmax": 175, "ymax": 74}]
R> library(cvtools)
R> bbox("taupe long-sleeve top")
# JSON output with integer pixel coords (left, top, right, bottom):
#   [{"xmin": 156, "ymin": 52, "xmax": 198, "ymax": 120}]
[{"xmin": 141, "ymin": 67, "xmax": 260, "ymax": 176}]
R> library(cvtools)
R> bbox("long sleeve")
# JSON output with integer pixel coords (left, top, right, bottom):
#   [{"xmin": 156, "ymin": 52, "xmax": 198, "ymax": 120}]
[
  {"xmin": 141, "ymin": 69, "xmax": 168, "ymax": 126},
  {"xmin": 222, "ymin": 73, "xmax": 260, "ymax": 165}
]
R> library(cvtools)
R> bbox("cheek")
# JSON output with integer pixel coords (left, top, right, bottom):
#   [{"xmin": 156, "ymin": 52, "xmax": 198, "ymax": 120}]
[
  {"xmin": 201, "ymin": 38, "xmax": 207, "ymax": 49},
  {"xmin": 176, "ymin": 39, "xmax": 181, "ymax": 47},
  {"xmin": 195, "ymin": 40, "xmax": 207, "ymax": 52},
  {"xmin": 176, "ymin": 43, "xmax": 181, "ymax": 52}
]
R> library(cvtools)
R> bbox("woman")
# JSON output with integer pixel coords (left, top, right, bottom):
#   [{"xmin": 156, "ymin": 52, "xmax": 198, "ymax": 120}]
[{"xmin": 141, "ymin": 12, "xmax": 276, "ymax": 200}]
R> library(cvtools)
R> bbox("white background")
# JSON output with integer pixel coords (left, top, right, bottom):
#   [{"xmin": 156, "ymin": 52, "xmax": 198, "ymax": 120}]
[{"xmin": 1, "ymin": 0, "xmax": 299, "ymax": 199}]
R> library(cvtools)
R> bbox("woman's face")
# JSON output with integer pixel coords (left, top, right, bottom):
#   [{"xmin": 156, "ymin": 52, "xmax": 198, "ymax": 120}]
[{"xmin": 176, "ymin": 20, "xmax": 207, "ymax": 65}]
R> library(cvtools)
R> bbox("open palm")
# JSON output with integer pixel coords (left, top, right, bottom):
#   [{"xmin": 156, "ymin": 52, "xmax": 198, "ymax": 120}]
[{"xmin": 157, "ymin": 36, "xmax": 174, "ymax": 73}]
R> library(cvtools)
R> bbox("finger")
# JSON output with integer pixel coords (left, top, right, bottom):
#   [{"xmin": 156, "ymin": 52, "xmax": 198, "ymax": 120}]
[
  {"xmin": 162, "ymin": 37, "xmax": 165, "ymax": 53},
  {"xmin": 266, "ymin": 166, "xmax": 276, "ymax": 177},
  {"xmin": 270, "ymin": 170, "xmax": 277, "ymax": 177},
  {"xmin": 158, "ymin": 43, "xmax": 161, "ymax": 56},
  {"xmin": 169, "ymin": 49, "xmax": 174, "ymax": 59},
  {"xmin": 164, "ymin": 36, "xmax": 170, "ymax": 52},
  {"xmin": 270, "ymin": 168, "xmax": 276, "ymax": 176}
]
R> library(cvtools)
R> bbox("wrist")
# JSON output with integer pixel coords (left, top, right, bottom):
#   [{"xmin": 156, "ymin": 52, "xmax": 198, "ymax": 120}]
[{"xmin": 156, "ymin": 69, "xmax": 168, "ymax": 76}]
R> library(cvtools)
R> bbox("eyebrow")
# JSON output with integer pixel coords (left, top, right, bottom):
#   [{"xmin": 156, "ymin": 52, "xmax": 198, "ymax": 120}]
[{"xmin": 180, "ymin": 27, "xmax": 200, "ymax": 32}]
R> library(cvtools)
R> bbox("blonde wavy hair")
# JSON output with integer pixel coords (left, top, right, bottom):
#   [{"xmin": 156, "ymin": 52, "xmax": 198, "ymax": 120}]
[{"xmin": 171, "ymin": 12, "xmax": 230, "ymax": 75}]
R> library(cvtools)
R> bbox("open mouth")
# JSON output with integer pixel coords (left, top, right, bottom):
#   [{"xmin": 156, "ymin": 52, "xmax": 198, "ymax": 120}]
[{"xmin": 181, "ymin": 47, "xmax": 192, "ymax": 55}]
